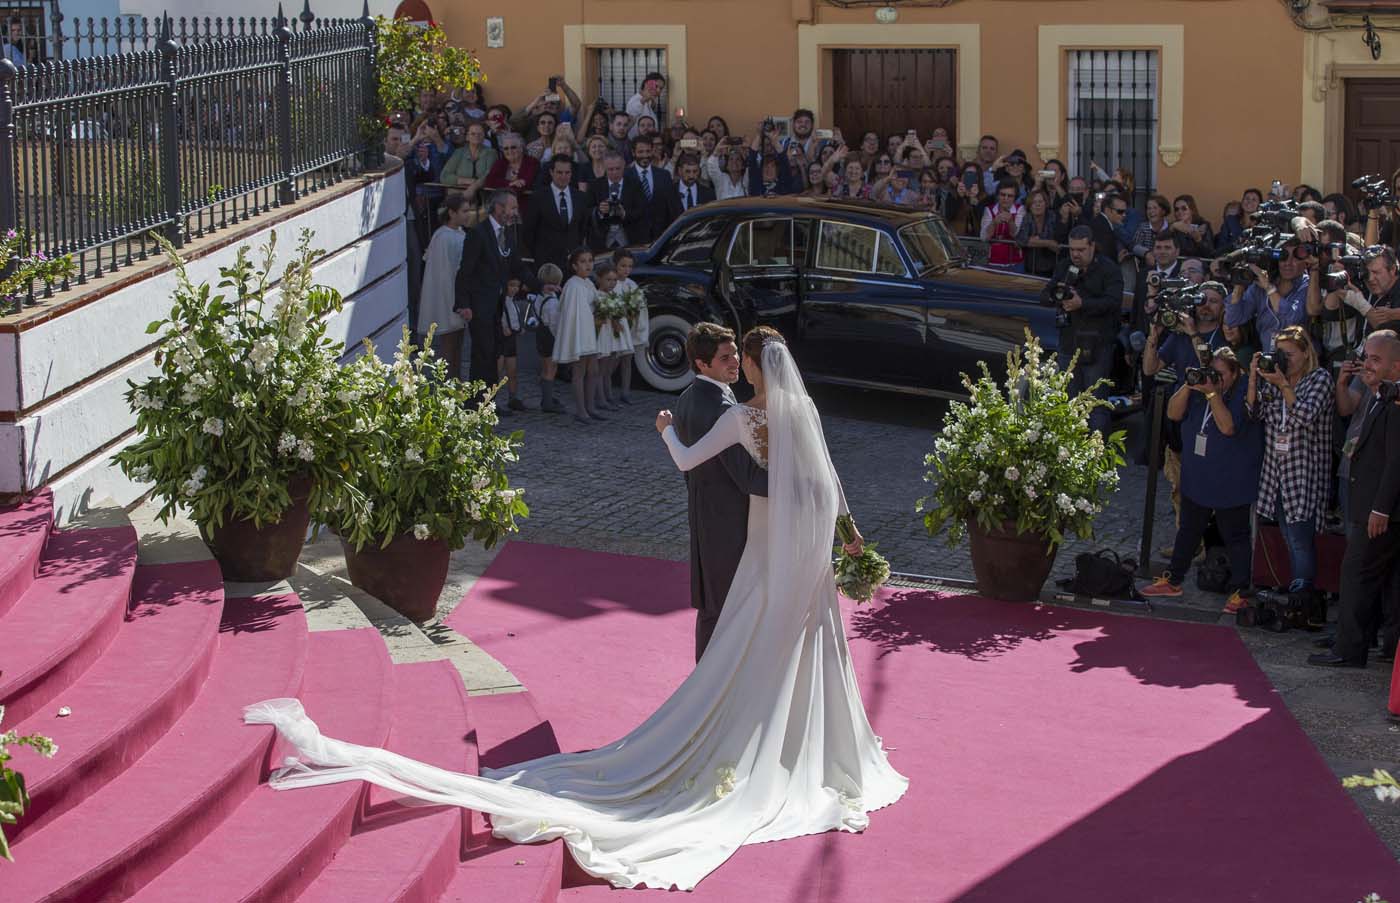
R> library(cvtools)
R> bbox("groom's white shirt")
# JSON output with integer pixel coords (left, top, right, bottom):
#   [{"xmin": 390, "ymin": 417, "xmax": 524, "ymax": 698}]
[{"xmin": 695, "ymin": 374, "xmax": 736, "ymax": 404}]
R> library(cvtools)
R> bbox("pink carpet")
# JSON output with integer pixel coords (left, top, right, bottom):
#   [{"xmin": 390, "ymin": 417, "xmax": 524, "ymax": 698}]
[{"xmin": 447, "ymin": 542, "xmax": 1400, "ymax": 902}]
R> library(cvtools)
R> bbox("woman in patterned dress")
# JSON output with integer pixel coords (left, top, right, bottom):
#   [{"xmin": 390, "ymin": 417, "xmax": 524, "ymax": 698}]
[{"xmin": 1247, "ymin": 325, "xmax": 1335, "ymax": 593}]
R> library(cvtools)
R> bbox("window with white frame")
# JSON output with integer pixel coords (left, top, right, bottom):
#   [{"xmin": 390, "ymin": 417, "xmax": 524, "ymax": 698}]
[{"xmin": 1066, "ymin": 49, "xmax": 1158, "ymax": 205}]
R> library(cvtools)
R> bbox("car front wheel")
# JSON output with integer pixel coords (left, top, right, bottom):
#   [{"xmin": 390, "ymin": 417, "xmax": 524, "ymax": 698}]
[{"xmin": 634, "ymin": 311, "xmax": 697, "ymax": 393}]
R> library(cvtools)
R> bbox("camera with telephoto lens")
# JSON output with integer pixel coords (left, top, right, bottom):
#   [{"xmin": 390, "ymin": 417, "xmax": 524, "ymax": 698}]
[
  {"xmin": 1184, "ymin": 366, "xmax": 1221, "ymax": 387},
  {"xmin": 1049, "ymin": 264, "xmax": 1083, "ymax": 328},
  {"xmin": 1324, "ymin": 269, "xmax": 1351, "ymax": 293},
  {"xmin": 1257, "ymin": 349, "xmax": 1287, "ymax": 374},
  {"xmin": 1353, "ymin": 174, "xmax": 1396, "ymax": 211}
]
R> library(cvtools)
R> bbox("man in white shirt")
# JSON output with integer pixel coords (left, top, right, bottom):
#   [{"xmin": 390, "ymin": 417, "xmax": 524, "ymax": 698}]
[{"xmin": 625, "ymin": 72, "xmax": 665, "ymax": 139}]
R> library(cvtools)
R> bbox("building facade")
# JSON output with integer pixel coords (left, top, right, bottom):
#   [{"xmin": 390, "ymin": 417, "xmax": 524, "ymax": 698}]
[{"xmin": 431, "ymin": 0, "xmax": 1400, "ymax": 221}]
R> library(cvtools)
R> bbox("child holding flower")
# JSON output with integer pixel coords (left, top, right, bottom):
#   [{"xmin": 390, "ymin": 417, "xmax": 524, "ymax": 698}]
[
  {"xmin": 555, "ymin": 248, "xmax": 603, "ymax": 424},
  {"xmin": 593, "ymin": 261, "xmax": 630, "ymax": 411},
  {"xmin": 616, "ymin": 250, "xmax": 644, "ymax": 405}
]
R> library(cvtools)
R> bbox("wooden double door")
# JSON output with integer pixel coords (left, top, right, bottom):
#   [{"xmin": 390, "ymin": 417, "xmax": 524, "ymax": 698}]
[
  {"xmin": 1345, "ymin": 79, "xmax": 1400, "ymax": 198},
  {"xmin": 831, "ymin": 49, "xmax": 957, "ymax": 151}
]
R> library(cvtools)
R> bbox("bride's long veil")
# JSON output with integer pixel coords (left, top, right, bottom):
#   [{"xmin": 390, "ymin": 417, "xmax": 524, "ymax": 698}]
[{"xmin": 762, "ymin": 341, "xmax": 841, "ymax": 629}]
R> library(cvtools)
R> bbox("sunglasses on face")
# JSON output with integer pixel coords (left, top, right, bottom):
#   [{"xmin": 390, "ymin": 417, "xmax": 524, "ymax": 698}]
[
  {"xmin": 877, "ymin": 158, "xmax": 892, "ymax": 165},
  {"xmin": 1112, "ymin": 206, "xmax": 1128, "ymax": 215}
]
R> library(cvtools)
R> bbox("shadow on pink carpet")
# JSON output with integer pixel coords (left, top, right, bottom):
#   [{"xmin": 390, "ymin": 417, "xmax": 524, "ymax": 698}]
[{"xmin": 446, "ymin": 541, "xmax": 1400, "ymax": 901}]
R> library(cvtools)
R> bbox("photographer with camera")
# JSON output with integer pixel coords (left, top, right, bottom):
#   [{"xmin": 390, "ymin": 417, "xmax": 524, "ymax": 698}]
[
  {"xmin": 747, "ymin": 120, "xmax": 796, "ymax": 197},
  {"xmin": 1359, "ymin": 246, "xmax": 1400, "ymax": 330},
  {"xmin": 1247, "ymin": 325, "xmax": 1335, "ymax": 599},
  {"xmin": 1225, "ymin": 238, "xmax": 1313, "ymax": 355},
  {"xmin": 1140, "ymin": 348, "xmax": 1262, "ymax": 604},
  {"xmin": 1134, "ymin": 233, "xmax": 1186, "ymax": 329},
  {"xmin": 1039, "ymin": 225, "xmax": 1125, "ymax": 435},
  {"xmin": 1308, "ymin": 330, "xmax": 1400, "ymax": 668},
  {"xmin": 624, "ymin": 72, "xmax": 665, "ymax": 139},
  {"xmin": 587, "ymin": 152, "xmax": 643, "ymax": 251},
  {"xmin": 1359, "ymin": 170, "xmax": 1400, "ymax": 251}
]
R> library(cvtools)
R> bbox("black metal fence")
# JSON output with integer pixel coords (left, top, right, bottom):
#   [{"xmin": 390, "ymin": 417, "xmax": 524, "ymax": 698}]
[
  {"xmin": 0, "ymin": 1, "xmax": 379, "ymax": 311},
  {"xmin": 1064, "ymin": 49, "xmax": 1158, "ymax": 210}
]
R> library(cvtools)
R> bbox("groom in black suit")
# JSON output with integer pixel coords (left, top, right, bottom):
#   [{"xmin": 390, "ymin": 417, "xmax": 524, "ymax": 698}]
[{"xmin": 673, "ymin": 323, "xmax": 769, "ymax": 662}]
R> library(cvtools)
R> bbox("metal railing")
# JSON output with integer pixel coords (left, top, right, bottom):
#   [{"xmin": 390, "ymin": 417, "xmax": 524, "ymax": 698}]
[{"xmin": 0, "ymin": 1, "xmax": 380, "ymax": 311}]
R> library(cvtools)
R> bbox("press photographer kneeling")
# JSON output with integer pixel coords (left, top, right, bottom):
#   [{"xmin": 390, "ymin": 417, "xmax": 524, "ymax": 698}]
[
  {"xmin": 1039, "ymin": 224, "xmax": 1125, "ymax": 435},
  {"xmin": 1308, "ymin": 330, "xmax": 1400, "ymax": 668},
  {"xmin": 1140, "ymin": 348, "xmax": 1262, "ymax": 602}
]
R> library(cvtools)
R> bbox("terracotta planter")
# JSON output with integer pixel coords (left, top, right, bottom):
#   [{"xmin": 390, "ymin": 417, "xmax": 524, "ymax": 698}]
[
  {"xmin": 202, "ymin": 476, "xmax": 312, "ymax": 582},
  {"xmin": 341, "ymin": 533, "xmax": 450, "ymax": 622},
  {"xmin": 967, "ymin": 520, "xmax": 1057, "ymax": 603}
]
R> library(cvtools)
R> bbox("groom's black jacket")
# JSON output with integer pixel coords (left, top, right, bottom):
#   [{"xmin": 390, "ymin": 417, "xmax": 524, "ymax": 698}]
[{"xmin": 673, "ymin": 378, "xmax": 769, "ymax": 616}]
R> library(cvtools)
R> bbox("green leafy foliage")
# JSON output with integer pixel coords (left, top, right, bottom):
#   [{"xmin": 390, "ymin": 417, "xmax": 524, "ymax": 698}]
[
  {"xmin": 0, "ymin": 705, "xmax": 58, "ymax": 861},
  {"xmin": 917, "ymin": 331, "xmax": 1126, "ymax": 548},
  {"xmin": 0, "ymin": 229, "xmax": 77, "ymax": 311},
  {"xmin": 113, "ymin": 230, "xmax": 371, "ymax": 533},
  {"xmin": 374, "ymin": 17, "xmax": 483, "ymax": 119},
  {"xmin": 325, "ymin": 327, "xmax": 527, "ymax": 552}
]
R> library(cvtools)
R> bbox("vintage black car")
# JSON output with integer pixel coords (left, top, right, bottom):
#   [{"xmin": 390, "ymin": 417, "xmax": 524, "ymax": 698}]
[{"xmin": 619, "ymin": 196, "xmax": 1061, "ymax": 397}]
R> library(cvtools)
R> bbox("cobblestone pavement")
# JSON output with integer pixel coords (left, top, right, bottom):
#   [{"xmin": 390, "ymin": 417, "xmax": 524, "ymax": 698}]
[{"xmin": 495, "ymin": 351, "xmax": 1400, "ymax": 860}]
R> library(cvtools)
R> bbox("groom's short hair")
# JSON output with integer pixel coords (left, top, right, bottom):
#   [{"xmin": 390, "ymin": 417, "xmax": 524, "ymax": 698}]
[{"xmin": 686, "ymin": 322, "xmax": 736, "ymax": 373}]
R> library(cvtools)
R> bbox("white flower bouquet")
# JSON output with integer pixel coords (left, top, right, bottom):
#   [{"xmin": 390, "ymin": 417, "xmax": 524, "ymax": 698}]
[
  {"xmin": 917, "ymin": 330, "xmax": 1126, "ymax": 547},
  {"xmin": 618, "ymin": 284, "xmax": 646, "ymax": 320},
  {"xmin": 833, "ymin": 514, "xmax": 891, "ymax": 604},
  {"xmin": 592, "ymin": 290, "xmax": 627, "ymax": 338},
  {"xmin": 326, "ymin": 327, "xmax": 527, "ymax": 552},
  {"xmin": 114, "ymin": 231, "xmax": 370, "ymax": 531}
]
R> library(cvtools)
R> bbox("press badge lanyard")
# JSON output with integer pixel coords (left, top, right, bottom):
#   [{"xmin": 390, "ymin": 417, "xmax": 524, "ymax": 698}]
[{"xmin": 1195, "ymin": 399, "xmax": 1213, "ymax": 456}]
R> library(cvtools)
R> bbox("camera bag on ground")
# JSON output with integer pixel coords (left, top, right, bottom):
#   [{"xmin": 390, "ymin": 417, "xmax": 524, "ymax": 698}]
[
  {"xmin": 1057, "ymin": 549, "xmax": 1140, "ymax": 599},
  {"xmin": 1195, "ymin": 546, "xmax": 1232, "ymax": 593}
]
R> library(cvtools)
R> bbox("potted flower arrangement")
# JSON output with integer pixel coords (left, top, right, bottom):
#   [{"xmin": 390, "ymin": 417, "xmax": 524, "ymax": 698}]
[
  {"xmin": 326, "ymin": 328, "xmax": 527, "ymax": 622},
  {"xmin": 917, "ymin": 332, "xmax": 1125, "ymax": 602},
  {"xmin": 114, "ymin": 231, "xmax": 369, "ymax": 581}
]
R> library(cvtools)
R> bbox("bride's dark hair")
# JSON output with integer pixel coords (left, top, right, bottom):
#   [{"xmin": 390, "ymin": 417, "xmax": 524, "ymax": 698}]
[{"xmin": 741, "ymin": 326, "xmax": 785, "ymax": 372}]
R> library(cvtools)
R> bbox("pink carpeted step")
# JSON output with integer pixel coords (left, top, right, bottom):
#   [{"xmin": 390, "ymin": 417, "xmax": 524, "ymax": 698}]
[
  {"xmin": 128, "ymin": 627, "xmax": 395, "ymax": 903},
  {"xmin": 440, "ymin": 690, "xmax": 565, "ymax": 903},
  {"xmin": 8, "ymin": 559, "xmax": 225, "ymax": 841},
  {"xmin": 5, "ymin": 594, "xmax": 308, "ymax": 902},
  {"xmin": 298, "ymin": 659, "xmax": 473, "ymax": 903},
  {"xmin": 0, "ymin": 525, "xmax": 138, "ymax": 725},
  {"xmin": 0, "ymin": 488, "xmax": 52, "ymax": 619}
]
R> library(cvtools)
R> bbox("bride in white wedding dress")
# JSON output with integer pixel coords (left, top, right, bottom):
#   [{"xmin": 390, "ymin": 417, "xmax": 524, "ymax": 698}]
[{"xmin": 244, "ymin": 329, "xmax": 908, "ymax": 891}]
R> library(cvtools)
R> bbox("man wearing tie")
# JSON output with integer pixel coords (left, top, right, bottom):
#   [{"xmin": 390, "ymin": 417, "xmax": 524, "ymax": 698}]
[
  {"xmin": 523, "ymin": 156, "xmax": 590, "ymax": 273},
  {"xmin": 587, "ymin": 152, "xmax": 643, "ymax": 252},
  {"xmin": 456, "ymin": 190, "xmax": 528, "ymax": 411},
  {"xmin": 664, "ymin": 155, "xmax": 717, "ymax": 228},
  {"xmin": 624, "ymin": 135, "xmax": 673, "ymax": 245},
  {"xmin": 1311, "ymin": 330, "xmax": 1400, "ymax": 667}
]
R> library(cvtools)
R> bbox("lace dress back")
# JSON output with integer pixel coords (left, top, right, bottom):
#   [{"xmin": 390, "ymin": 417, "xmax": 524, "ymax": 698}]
[{"xmin": 737, "ymin": 404, "xmax": 768, "ymax": 469}]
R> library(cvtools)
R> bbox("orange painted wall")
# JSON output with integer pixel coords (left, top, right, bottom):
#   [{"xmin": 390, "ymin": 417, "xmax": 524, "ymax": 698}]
[{"xmin": 437, "ymin": 0, "xmax": 1307, "ymax": 220}]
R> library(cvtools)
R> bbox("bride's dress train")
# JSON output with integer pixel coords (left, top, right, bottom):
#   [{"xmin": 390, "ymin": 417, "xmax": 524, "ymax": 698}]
[{"xmin": 244, "ymin": 343, "xmax": 908, "ymax": 891}]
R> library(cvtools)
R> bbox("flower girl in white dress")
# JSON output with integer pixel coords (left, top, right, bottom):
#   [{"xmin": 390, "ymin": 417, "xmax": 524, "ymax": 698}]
[
  {"xmin": 615, "ymin": 250, "xmax": 644, "ymax": 405},
  {"xmin": 592, "ymin": 262, "xmax": 630, "ymax": 412},
  {"xmin": 553, "ymin": 248, "xmax": 603, "ymax": 425}
]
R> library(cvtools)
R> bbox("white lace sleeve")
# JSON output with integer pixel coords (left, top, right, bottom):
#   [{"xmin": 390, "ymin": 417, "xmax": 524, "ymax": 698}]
[{"xmin": 662, "ymin": 407, "xmax": 745, "ymax": 472}]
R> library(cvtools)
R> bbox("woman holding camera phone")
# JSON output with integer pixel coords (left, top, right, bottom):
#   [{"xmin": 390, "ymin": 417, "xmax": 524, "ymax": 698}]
[
  {"xmin": 1141, "ymin": 349, "xmax": 1263, "ymax": 605},
  {"xmin": 1247, "ymin": 325, "xmax": 1335, "ymax": 596}
]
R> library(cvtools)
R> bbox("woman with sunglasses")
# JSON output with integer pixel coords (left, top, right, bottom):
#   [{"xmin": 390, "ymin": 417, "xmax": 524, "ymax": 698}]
[
  {"xmin": 1169, "ymin": 194, "xmax": 1216, "ymax": 258},
  {"xmin": 483, "ymin": 133, "xmax": 539, "ymax": 203}
]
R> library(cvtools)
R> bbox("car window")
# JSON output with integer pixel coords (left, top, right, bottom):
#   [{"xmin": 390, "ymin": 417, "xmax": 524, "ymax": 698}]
[
  {"xmin": 815, "ymin": 221, "xmax": 881, "ymax": 273},
  {"xmin": 899, "ymin": 218, "xmax": 958, "ymax": 274},
  {"xmin": 726, "ymin": 221, "xmax": 751, "ymax": 266},
  {"xmin": 875, "ymin": 233, "xmax": 907, "ymax": 276},
  {"xmin": 661, "ymin": 215, "xmax": 733, "ymax": 267},
  {"xmin": 750, "ymin": 219, "xmax": 795, "ymax": 266}
]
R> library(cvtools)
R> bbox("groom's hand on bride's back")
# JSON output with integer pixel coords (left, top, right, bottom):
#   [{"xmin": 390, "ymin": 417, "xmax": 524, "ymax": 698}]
[{"xmin": 655, "ymin": 410, "xmax": 673, "ymax": 433}]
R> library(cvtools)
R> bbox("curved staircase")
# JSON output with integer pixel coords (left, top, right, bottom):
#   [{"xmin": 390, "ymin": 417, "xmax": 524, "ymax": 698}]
[{"xmin": 0, "ymin": 490, "xmax": 567, "ymax": 902}]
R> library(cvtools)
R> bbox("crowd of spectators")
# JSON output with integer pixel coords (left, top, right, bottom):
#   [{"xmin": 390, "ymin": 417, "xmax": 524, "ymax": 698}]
[{"xmin": 390, "ymin": 74, "xmax": 1400, "ymax": 692}]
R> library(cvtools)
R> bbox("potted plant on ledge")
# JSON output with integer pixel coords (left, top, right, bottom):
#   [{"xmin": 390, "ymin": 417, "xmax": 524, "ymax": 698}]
[
  {"xmin": 326, "ymin": 328, "xmax": 527, "ymax": 622},
  {"xmin": 114, "ymin": 231, "xmax": 368, "ymax": 581},
  {"xmin": 917, "ymin": 332, "xmax": 1125, "ymax": 602}
]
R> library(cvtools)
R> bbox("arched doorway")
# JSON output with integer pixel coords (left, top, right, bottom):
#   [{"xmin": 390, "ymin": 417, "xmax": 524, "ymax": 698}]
[{"xmin": 393, "ymin": 0, "xmax": 433, "ymax": 24}]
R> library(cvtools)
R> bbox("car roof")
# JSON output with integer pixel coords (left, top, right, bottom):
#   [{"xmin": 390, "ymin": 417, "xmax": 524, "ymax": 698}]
[{"xmin": 680, "ymin": 196, "xmax": 934, "ymax": 230}]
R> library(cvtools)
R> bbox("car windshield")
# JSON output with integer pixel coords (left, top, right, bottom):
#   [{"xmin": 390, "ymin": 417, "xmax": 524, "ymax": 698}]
[{"xmin": 899, "ymin": 219, "xmax": 963, "ymax": 274}]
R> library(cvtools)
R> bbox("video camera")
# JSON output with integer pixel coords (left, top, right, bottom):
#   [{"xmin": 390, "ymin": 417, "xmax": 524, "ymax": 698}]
[
  {"xmin": 1353, "ymin": 174, "xmax": 1396, "ymax": 212},
  {"xmin": 1048, "ymin": 264, "xmax": 1082, "ymax": 328},
  {"xmin": 1217, "ymin": 199, "xmax": 1305, "ymax": 286},
  {"xmin": 1153, "ymin": 280, "xmax": 1206, "ymax": 330}
]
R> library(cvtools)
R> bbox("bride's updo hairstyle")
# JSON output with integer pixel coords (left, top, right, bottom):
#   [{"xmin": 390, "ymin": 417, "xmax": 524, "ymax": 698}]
[{"xmin": 741, "ymin": 326, "xmax": 785, "ymax": 372}]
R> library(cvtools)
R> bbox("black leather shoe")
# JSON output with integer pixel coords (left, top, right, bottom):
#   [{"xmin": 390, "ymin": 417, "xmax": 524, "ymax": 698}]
[
  {"xmin": 1312, "ymin": 636, "xmax": 1336, "ymax": 649},
  {"xmin": 1306, "ymin": 653, "xmax": 1366, "ymax": 668}
]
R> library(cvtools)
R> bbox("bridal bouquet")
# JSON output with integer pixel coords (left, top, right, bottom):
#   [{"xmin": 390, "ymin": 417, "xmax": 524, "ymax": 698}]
[
  {"xmin": 833, "ymin": 514, "xmax": 890, "ymax": 604},
  {"xmin": 592, "ymin": 291, "xmax": 627, "ymax": 338}
]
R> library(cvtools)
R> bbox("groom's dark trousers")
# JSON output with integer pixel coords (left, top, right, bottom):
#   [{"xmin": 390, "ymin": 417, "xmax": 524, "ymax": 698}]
[{"xmin": 673, "ymin": 377, "xmax": 769, "ymax": 662}]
